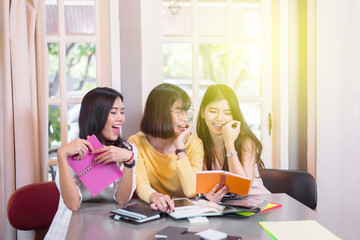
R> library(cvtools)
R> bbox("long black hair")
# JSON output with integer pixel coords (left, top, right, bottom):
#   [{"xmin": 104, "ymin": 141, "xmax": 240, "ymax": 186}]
[
  {"xmin": 78, "ymin": 87, "xmax": 132, "ymax": 150},
  {"xmin": 196, "ymin": 84, "xmax": 264, "ymax": 170}
]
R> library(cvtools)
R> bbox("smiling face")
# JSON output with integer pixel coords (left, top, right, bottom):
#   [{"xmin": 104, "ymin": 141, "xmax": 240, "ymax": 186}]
[
  {"xmin": 101, "ymin": 97, "xmax": 125, "ymax": 142},
  {"xmin": 171, "ymin": 100, "xmax": 190, "ymax": 135},
  {"xmin": 202, "ymin": 99, "xmax": 233, "ymax": 136}
]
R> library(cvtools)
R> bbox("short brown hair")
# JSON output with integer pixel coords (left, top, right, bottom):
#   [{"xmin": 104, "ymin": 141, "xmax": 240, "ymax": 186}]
[{"xmin": 141, "ymin": 83, "xmax": 191, "ymax": 139}]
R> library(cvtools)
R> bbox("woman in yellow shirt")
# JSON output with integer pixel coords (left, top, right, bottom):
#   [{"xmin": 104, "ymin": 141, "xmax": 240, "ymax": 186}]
[{"xmin": 129, "ymin": 83, "xmax": 204, "ymax": 213}]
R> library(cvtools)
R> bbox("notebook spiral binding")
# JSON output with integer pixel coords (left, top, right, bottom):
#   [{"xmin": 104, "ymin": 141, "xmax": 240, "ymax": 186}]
[{"xmin": 79, "ymin": 161, "xmax": 99, "ymax": 177}]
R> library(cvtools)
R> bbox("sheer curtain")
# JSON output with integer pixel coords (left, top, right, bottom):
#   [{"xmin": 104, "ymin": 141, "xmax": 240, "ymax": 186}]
[{"xmin": 0, "ymin": 0, "xmax": 47, "ymax": 239}]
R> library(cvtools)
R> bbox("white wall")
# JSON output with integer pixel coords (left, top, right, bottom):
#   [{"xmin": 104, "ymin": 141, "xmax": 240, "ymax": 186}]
[{"xmin": 317, "ymin": 1, "xmax": 360, "ymax": 238}]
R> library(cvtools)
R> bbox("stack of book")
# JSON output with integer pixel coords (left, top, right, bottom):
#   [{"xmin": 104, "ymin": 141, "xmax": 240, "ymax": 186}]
[{"xmin": 111, "ymin": 203, "xmax": 161, "ymax": 224}]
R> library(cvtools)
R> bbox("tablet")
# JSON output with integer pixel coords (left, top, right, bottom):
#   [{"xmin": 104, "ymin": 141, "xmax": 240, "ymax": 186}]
[{"xmin": 173, "ymin": 198, "xmax": 198, "ymax": 210}]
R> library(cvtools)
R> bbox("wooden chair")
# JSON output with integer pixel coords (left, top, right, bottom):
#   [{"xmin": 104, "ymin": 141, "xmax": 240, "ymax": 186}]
[
  {"xmin": 260, "ymin": 168, "xmax": 317, "ymax": 210},
  {"xmin": 7, "ymin": 181, "xmax": 60, "ymax": 240}
]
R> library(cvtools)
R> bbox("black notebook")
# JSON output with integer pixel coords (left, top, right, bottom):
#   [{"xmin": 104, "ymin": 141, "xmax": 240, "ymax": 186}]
[
  {"xmin": 111, "ymin": 203, "xmax": 161, "ymax": 224},
  {"xmin": 220, "ymin": 198, "xmax": 269, "ymax": 211}
]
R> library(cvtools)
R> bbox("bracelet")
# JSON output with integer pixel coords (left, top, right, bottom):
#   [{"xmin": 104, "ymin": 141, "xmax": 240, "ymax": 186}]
[
  {"xmin": 125, "ymin": 152, "xmax": 134, "ymax": 162},
  {"xmin": 226, "ymin": 151, "xmax": 237, "ymax": 158}
]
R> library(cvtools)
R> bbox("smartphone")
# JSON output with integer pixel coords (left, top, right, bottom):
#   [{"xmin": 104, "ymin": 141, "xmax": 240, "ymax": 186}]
[{"xmin": 173, "ymin": 198, "xmax": 198, "ymax": 210}]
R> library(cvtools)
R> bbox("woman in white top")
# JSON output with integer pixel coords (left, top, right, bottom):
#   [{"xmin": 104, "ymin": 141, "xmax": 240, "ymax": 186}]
[
  {"xmin": 45, "ymin": 87, "xmax": 137, "ymax": 239},
  {"xmin": 196, "ymin": 84, "xmax": 270, "ymax": 203}
]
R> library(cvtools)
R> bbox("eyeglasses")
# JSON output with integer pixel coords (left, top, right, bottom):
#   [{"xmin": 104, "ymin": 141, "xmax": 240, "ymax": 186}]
[{"xmin": 171, "ymin": 108, "xmax": 194, "ymax": 119}]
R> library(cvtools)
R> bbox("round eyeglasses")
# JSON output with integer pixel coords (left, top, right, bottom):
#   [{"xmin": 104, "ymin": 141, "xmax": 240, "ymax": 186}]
[{"xmin": 171, "ymin": 109, "xmax": 194, "ymax": 119}]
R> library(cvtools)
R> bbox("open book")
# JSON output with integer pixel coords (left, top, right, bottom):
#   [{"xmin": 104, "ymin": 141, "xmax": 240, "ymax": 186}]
[
  {"xmin": 169, "ymin": 200, "xmax": 240, "ymax": 220},
  {"xmin": 111, "ymin": 203, "xmax": 161, "ymax": 224},
  {"xmin": 67, "ymin": 134, "xmax": 123, "ymax": 196},
  {"xmin": 196, "ymin": 170, "xmax": 251, "ymax": 196}
]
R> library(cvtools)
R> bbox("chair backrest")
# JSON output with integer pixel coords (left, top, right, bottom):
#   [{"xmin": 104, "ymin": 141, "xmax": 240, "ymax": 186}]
[
  {"xmin": 7, "ymin": 181, "xmax": 60, "ymax": 232},
  {"xmin": 259, "ymin": 169, "xmax": 317, "ymax": 210}
]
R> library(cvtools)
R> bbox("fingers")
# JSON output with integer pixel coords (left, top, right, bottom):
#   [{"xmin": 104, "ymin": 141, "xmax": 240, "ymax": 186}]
[
  {"xmin": 214, "ymin": 186, "xmax": 228, "ymax": 202},
  {"xmin": 208, "ymin": 184, "xmax": 220, "ymax": 196},
  {"xmin": 205, "ymin": 185, "xmax": 228, "ymax": 203},
  {"xmin": 164, "ymin": 196, "xmax": 175, "ymax": 213},
  {"xmin": 83, "ymin": 140, "xmax": 95, "ymax": 152},
  {"xmin": 185, "ymin": 124, "xmax": 193, "ymax": 133},
  {"xmin": 151, "ymin": 194, "xmax": 174, "ymax": 213},
  {"xmin": 94, "ymin": 151, "xmax": 111, "ymax": 164},
  {"xmin": 92, "ymin": 147, "xmax": 107, "ymax": 155},
  {"xmin": 226, "ymin": 120, "xmax": 240, "ymax": 128},
  {"xmin": 71, "ymin": 138, "xmax": 90, "ymax": 160},
  {"xmin": 75, "ymin": 149, "xmax": 87, "ymax": 160},
  {"xmin": 234, "ymin": 121, "xmax": 241, "ymax": 131},
  {"xmin": 150, "ymin": 203, "xmax": 158, "ymax": 211}
]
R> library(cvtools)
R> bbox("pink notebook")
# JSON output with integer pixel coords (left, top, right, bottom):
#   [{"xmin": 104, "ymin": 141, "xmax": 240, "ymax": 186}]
[{"xmin": 67, "ymin": 135, "xmax": 123, "ymax": 196}]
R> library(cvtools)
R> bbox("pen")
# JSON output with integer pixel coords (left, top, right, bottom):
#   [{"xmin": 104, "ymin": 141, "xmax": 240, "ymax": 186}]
[{"xmin": 165, "ymin": 192, "xmax": 174, "ymax": 213}]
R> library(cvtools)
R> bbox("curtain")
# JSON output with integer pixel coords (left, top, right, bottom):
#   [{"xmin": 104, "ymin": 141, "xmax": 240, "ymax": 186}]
[{"xmin": 0, "ymin": 0, "xmax": 47, "ymax": 239}]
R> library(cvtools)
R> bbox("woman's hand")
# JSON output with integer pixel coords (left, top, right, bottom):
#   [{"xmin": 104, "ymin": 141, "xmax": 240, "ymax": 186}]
[
  {"xmin": 92, "ymin": 146, "xmax": 133, "ymax": 165},
  {"xmin": 57, "ymin": 138, "xmax": 95, "ymax": 161},
  {"xmin": 149, "ymin": 192, "xmax": 175, "ymax": 213},
  {"xmin": 222, "ymin": 120, "xmax": 241, "ymax": 146},
  {"xmin": 203, "ymin": 184, "xmax": 228, "ymax": 203},
  {"xmin": 174, "ymin": 124, "xmax": 193, "ymax": 149}
]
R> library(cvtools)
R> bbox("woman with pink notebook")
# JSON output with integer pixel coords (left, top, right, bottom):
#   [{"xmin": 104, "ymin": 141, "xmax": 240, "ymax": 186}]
[{"xmin": 45, "ymin": 87, "xmax": 137, "ymax": 239}]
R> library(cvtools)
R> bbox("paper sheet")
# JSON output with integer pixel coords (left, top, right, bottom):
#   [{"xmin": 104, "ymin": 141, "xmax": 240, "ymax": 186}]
[{"xmin": 259, "ymin": 220, "xmax": 342, "ymax": 240}]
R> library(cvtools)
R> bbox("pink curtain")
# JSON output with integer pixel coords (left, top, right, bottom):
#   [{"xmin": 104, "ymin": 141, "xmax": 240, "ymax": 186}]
[{"xmin": 0, "ymin": 0, "xmax": 47, "ymax": 239}]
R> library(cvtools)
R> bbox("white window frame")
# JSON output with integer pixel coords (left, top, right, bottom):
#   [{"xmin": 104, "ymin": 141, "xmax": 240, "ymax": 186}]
[{"xmin": 46, "ymin": 0, "xmax": 119, "ymax": 170}]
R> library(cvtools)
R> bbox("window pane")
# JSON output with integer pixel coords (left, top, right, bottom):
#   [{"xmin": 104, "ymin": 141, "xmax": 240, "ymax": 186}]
[
  {"xmin": 231, "ymin": 1, "xmax": 260, "ymax": 37},
  {"xmin": 66, "ymin": 42, "xmax": 97, "ymax": 98},
  {"xmin": 198, "ymin": 43, "xmax": 227, "ymax": 83},
  {"xmin": 48, "ymin": 43, "xmax": 60, "ymax": 98},
  {"xmin": 67, "ymin": 104, "xmax": 80, "ymax": 142},
  {"xmin": 232, "ymin": 43, "xmax": 260, "ymax": 96},
  {"xmin": 164, "ymin": 43, "xmax": 192, "ymax": 79},
  {"xmin": 163, "ymin": 0, "xmax": 192, "ymax": 36},
  {"xmin": 46, "ymin": 0, "xmax": 58, "ymax": 35},
  {"xmin": 198, "ymin": 0, "xmax": 226, "ymax": 36},
  {"xmin": 48, "ymin": 105, "xmax": 61, "ymax": 157},
  {"xmin": 64, "ymin": 0, "xmax": 95, "ymax": 35},
  {"xmin": 239, "ymin": 101, "xmax": 261, "ymax": 140}
]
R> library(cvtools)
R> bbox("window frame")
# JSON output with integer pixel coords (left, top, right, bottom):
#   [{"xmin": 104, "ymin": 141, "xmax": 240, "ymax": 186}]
[{"xmin": 161, "ymin": 0, "xmax": 274, "ymax": 167}]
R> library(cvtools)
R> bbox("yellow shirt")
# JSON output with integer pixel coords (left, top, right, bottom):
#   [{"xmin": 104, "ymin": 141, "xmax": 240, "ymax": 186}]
[{"xmin": 128, "ymin": 132, "xmax": 204, "ymax": 203}]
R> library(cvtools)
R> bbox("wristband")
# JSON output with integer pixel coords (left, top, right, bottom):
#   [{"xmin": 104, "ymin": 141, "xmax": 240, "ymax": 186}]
[
  {"xmin": 123, "ymin": 159, "xmax": 136, "ymax": 168},
  {"xmin": 175, "ymin": 148, "xmax": 187, "ymax": 155},
  {"xmin": 125, "ymin": 152, "xmax": 134, "ymax": 162}
]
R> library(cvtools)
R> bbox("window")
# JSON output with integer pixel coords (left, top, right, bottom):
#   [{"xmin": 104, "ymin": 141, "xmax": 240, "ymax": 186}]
[
  {"xmin": 46, "ymin": 0, "xmax": 114, "ymax": 180},
  {"xmin": 162, "ymin": 0, "xmax": 272, "ymax": 165}
]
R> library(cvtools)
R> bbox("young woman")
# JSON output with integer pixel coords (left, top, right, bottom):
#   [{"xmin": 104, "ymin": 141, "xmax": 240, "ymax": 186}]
[
  {"xmin": 45, "ymin": 87, "xmax": 137, "ymax": 239},
  {"xmin": 128, "ymin": 83, "xmax": 204, "ymax": 213},
  {"xmin": 196, "ymin": 84, "xmax": 270, "ymax": 203}
]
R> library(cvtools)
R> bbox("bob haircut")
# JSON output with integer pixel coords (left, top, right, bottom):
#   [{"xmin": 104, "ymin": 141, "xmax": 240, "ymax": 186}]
[
  {"xmin": 141, "ymin": 83, "xmax": 191, "ymax": 139},
  {"xmin": 79, "ymin": 87, "xmax": 131, "ymax": 149},
  {"xmin": 196, "ymin": 84, "xmax": 264, "ymax": 170}
]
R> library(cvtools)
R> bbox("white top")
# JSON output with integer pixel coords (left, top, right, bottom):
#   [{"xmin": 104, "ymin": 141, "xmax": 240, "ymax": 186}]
[
  {"xmin": 248, "ymin": 166, "xmax": 271, "ymax": 195},
  {"xmin": 45, "ymin": 143, "xmax": 138, "ymax": 240}
]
